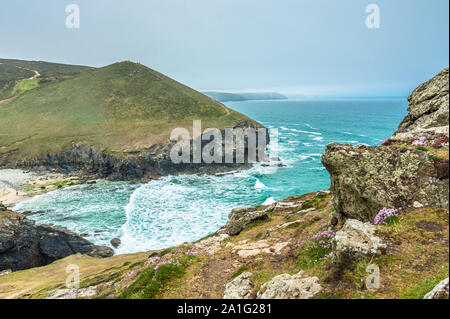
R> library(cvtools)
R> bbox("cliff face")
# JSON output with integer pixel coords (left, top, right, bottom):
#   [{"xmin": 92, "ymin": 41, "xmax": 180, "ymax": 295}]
[
  {"xmin": 11, "ymin": 119, "xmax": 268, "ymax": 181},
  {"xmin": 322, "ymin": 68, "xmax": 449, "ymax": 222},
  {"xmin": 395, "ymin": 68, "xmax": 449, "ymax": 137},
  {"xmin": 0, "ymin": 208, "xmax": 113, "ymax": 271}
]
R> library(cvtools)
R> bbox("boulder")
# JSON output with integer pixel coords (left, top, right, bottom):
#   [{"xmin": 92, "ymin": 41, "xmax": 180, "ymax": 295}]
[
  {"xmin": 332, "ymin": 219, "xmax": 389, "ymax": 263},
  {"xmin": 222, "ymin": 272, "xmax": 254, "ymax": 299},
  {"xmin": 257, "ymin": 271, "xmax": 321, "ymax": 299},
  {"xmin": 0, "ymin": 210, "xmax": 113, "ymax": 271},
  {"xmin": 222, "ymin": 206, "xmax": 269, "ymax": 236},
  {"xmin": 423, "ymin": 277, "xmax": 449, "ymax": 299},
  {"xmin": 110, "ymin": 238, "xmax": 121, "ymax": 248}
]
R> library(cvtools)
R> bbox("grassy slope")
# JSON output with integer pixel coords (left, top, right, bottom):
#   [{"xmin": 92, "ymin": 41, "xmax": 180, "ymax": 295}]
[
  {"xmin": 0, "ymin": 58, "xmax": 93, "ymax": 100},
  {"xmin": 0, "ymin": 61, "xmax": 253, "ymax": 162}
]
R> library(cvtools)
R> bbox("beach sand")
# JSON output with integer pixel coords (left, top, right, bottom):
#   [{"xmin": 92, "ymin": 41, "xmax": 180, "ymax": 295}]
[{"xmin": 0, "ymin": 169, "xmax": 70, "ymax": 207}]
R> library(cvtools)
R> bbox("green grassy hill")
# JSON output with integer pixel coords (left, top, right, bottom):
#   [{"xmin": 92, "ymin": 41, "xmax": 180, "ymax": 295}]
[
  {"xmin": 0, "ymin": 60, "xmax": 255, "ymax": 165},
  {"xmin": 0, "ymin": 58, "xmax": 93, "ymax": 100}
]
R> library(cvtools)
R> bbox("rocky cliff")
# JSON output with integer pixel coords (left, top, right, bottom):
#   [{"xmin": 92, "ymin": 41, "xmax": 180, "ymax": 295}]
[
  {"xmin": 0, "ymin": 205, "xmax": 113, "ymax": 271},
  {"xmin": 322, "ymin": 68, "xmax": 449, "ymax": 222},
  {"xmin": 395, "ymin": 67, "xmax": 449, "ymax": 137},
  {"xmin": 12, "ymin": 120, "xmax": 268, "ymax": 181}
]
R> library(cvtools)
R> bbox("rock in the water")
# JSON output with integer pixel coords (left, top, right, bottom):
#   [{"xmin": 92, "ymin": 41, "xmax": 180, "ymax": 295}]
[
  {"xmin": 0, "ymin": 210, "xmax": 113, "ymax": 271},
  {"xmin": 222, "ymin": 272, "xmax": 254, "ymax": 299},
  {"xmin": 222, "ymin": 206, "xmax": 269, "ymax": 236},
  {"xmin": 110, "ymin": 238, "xmax": 121, "ymax": 248},
  {"xmin": 332, "ymin": 219, "xmax": 388, "ymax": 263},
  {"xmin": 423, "ymin": 277, "xmax": 449, "ymax": 299},
  {"xmin": 257, "ymin": 271, "xmax": 322, "ymax": 299},
  {"xmin": 46, "ymin": 287, "xmax": 97, "ymax": 299}
]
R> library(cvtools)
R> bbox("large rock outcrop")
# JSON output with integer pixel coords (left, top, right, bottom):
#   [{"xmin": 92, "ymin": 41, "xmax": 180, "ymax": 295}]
[
  {"xmin": 0, "ymin": 210, "xmax": 113, "ymax": 271},
  {"xmin": 322, "ymin": 144, "xmax": 448, "ymax": 221},
  {"xmin": 395, "ymin": 67, "xmax": 449, "ymax": 137},
  {"xmin": 322, "ymin": 68, "xmax": 449, "ymax": 222}
]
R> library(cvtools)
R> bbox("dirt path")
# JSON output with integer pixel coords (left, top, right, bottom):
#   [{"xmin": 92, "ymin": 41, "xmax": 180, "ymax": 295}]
[{"xmin": 0, "ymin": 66, "xmax": 40, "ymax": 104}]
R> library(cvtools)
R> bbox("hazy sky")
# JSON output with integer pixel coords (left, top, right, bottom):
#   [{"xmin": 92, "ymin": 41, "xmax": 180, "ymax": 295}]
[{"xmin": 1, "ymin": 0, "xmax": 448, "ymax": 96}]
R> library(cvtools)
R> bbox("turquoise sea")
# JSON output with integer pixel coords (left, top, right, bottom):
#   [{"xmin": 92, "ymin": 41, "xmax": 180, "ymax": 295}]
[{"xmin": 14, "ymin": 98, "xmax": 408, "ymax": 254}]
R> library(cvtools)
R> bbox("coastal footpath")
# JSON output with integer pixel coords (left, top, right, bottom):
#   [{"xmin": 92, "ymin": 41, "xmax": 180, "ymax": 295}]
[{"xmin": 0, "ymin": 68, "xmax": 448, "ymax": 299}]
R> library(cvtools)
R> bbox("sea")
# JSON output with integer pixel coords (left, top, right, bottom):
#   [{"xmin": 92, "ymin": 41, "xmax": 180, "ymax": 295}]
[{"xmin": 14, "ymin": 98, "xmax": 408, "ymax": 254}]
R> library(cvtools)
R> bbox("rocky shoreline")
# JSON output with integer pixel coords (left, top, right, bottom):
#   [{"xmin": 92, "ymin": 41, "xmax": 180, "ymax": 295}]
[
  {"xmin": 0, "ymin": 205, "xmax": 113, "ymax": 272},
  {"xmin": 2, "ymin": 120, "xmax": 269, "ymax": 181}
]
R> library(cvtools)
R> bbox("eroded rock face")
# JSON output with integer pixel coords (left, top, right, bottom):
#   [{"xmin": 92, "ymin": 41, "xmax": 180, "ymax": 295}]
[
  {"xmin": 0, "ymin": 210, "xmax": 113, "ymax": 271},
  {"xmin": 256, "ymin": 271, "xmax": 322, "ymax": 299},
  {"xmin": 395, "ymin": 67, "xmax": 449, "ymax": 136},
  {"xmin": 423, "ymin": 277, "xmax": 449, "ymax": 299},
  {"xmin": 222, "ymin": 272, "xmax": 254, "ymax": 299},
  {"xmin": 322, "ymin": 144, "xmax": 449, "ymax": 221},
  {"xmin": 6, "ymin": 121, "xmax": 269, "ymax": 181},
  {"xmin": 332, "ymin": 219, "xmax": 388, "ymax": 263}
]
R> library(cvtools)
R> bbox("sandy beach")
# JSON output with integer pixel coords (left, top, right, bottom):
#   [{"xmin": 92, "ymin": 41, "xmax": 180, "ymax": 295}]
[{"xmin": 0, "ymin": 169, "xmax": 78, "ymax": 207}]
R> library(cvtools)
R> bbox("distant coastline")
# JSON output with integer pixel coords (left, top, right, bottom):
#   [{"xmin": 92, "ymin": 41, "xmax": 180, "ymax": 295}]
[{"xmin": 203, "ymin": 91, "xmax": 288, "ymax": 102}]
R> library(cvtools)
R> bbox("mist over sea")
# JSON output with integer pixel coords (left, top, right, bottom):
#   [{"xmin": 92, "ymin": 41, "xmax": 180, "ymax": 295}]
[{"xmin": 14, "ymin": 98, "xmax": 408, "ymax": 254}]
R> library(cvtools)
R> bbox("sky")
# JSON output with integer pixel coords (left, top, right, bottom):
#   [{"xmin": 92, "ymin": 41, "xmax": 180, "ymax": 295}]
[{"xmin": 1, "ymin": 0, "xmax": 448, "ymax": 97}]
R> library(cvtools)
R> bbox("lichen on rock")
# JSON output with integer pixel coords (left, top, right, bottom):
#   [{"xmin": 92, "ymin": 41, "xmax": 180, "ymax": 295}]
[
  {"xmin": 222, "ymin": 272, "xmax": 254, "ymax": 299},
  {"xmin": 256, "ymin": 271, "xmax": 322, "ymax": 299}
]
